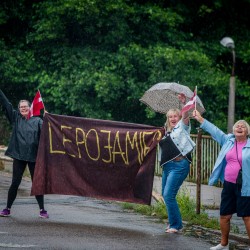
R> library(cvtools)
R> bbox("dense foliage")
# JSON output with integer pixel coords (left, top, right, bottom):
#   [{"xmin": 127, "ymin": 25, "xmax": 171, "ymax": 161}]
[{"xmin": 0, "ymin": 0, "xmax": 249, "ymax": 144}]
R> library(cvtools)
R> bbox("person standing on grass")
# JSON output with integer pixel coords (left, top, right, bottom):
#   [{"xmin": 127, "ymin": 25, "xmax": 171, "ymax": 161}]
[
  {"xmin": 159, "ymin": 94, "xmax": 196, "ymax": 233},
  {"xmin": 192, "ymin": 109, "xmax": 250, "ymax": 250},
  {"xmin": 0, "ymin": 89, "xmax": 49, "ymax": 219}
]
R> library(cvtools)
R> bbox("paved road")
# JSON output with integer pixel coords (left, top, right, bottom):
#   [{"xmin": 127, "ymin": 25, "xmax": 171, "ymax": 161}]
[{"xmin": 0, "ymin": 171, "xmax": 216, "ymax": 250}]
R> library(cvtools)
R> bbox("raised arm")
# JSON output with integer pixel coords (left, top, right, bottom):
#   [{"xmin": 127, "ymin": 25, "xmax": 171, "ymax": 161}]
[
  {"xmin": 192, "ymin": 109, "xmax": 228, "ymax": 146},
  {"xmin": 0, "ymin": 89, "xmax": 16, "ymax": 123},
  {"xmin": 178, "ymin": 93, "xmax": 189, "ymax": 126}
]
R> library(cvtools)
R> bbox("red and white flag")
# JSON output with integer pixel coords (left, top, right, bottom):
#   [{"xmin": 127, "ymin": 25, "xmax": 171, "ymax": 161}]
[
  {"xmin": 28, "ymin": 90, "xmax": 45, "ymax": 119},
  {"xmin": 181, "ymin": 87, "xmax": 197, "ymax": 114}
]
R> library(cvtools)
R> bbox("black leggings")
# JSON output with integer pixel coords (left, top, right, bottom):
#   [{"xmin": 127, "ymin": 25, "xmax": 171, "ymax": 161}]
[{"xmin": 7, "ymin": 159, "xmax": 44, "ymax": 210}]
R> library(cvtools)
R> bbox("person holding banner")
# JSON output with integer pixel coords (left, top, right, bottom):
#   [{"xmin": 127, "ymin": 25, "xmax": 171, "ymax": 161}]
[
  {"xmin": 0, "ymin": 89, "xmax": 49, "ymax": 219},
  {"xmin": 159, "ymin": 93, "xmax": 196, "ymax": 233},
  {"xmin": 192, "ymin": 109, "xmax": 250, "ymax": 250}
]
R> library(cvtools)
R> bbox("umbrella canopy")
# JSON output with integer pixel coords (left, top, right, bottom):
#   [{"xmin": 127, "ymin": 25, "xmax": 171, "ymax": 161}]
[{"xmin": 140, "ymin": 82, "xmax": 205, "ymax": 114}]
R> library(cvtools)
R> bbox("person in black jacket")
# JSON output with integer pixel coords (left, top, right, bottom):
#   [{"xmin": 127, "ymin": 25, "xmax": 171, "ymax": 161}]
[{"xmin": 0, "ymin": 89, "xmax": 48, "ymax": 218}]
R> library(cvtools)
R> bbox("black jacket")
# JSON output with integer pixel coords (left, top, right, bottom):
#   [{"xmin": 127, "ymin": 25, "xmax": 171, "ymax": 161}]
[{"xmin": 0, "ymin": 89, "xmax": 43, "ymax": 162}]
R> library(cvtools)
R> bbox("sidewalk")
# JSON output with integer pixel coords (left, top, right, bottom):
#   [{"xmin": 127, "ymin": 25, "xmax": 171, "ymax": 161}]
[
  {"xmin": 153, "ymin": 176, "xmax": 248, "ymax": 237},
  {"xmin": 153, "ymin": 176, "xmax": 221, "ymax": 207}
]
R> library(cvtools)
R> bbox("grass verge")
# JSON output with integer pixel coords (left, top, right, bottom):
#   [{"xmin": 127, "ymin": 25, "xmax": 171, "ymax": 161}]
[{"xmin": 121, "ymin": 189, "xmax": 220, "ymax": 230}]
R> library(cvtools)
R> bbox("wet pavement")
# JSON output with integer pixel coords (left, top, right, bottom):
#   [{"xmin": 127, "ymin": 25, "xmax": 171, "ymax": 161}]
[
  {"xmin": 0, "ymin": 171, "xmax": 214, "ymax": 250},
  {"xmin": 0, "ymin": 171, "xmax": 249, "ymax": 249}
]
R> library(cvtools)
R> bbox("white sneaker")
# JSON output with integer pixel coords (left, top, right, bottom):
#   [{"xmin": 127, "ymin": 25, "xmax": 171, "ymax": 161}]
[{"xmin": 210, "ymin": 243, "xmax": 229, "ymax": 250}]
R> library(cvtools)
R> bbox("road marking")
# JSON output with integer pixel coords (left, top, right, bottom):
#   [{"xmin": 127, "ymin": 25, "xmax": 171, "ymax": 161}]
[{"xmin": 0, "ymin": 243, "xmax": 36, "ymax": 248}]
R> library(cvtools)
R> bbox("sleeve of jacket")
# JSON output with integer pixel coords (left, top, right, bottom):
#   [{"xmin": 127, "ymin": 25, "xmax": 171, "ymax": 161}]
[
  {"xmin": 39, "ymin": 118, "xmax": 43, "ymax": 130},
  {"xmin": 200, "ymin": 119, "xmax": 229, "ymax": 146},
  {"xmin": 0, "ymin": 89, "xmax": 16, "ymax": 123}
]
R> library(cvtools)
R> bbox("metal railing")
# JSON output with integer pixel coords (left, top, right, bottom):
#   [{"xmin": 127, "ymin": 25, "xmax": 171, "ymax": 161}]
[{"xmin": 155, "ymin": 134, "xmax": 221, "ymax": 184}]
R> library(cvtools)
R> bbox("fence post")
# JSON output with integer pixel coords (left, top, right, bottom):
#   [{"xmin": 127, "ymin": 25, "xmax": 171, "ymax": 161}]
[{"xmin": 196, "ymin": 128, "xmax": 202, "ymax": 214}]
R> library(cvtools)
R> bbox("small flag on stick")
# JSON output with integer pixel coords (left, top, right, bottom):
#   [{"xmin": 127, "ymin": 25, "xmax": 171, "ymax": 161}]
[
  {"xmin": 28, "ymin": 90, "xmax": 45, "ymax": 119},
  {"xmin": 181, "ymin": 86, "xmax": 197, "ymax": 114}
]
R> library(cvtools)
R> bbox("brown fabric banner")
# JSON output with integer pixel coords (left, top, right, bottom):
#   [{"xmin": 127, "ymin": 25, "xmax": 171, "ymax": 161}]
[{"xmin": 31, "ymin": 113, "xmax": 164, "ymax": 205}]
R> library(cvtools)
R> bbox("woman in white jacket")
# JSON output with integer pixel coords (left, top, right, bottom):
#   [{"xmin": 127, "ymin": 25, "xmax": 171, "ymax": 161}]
[{"xmin": 160, "ymin": 94, "xmax": 196, "ymax": 234}]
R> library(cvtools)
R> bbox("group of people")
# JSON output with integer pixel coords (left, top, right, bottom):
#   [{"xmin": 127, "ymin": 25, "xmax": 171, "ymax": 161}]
[
  {"xmin": 0, "ymin": 89, "xmax": 250, "ymax": 250},
  {"xmin": 160, "ymin": 95, "xmax": 250, "ymax": 250}
]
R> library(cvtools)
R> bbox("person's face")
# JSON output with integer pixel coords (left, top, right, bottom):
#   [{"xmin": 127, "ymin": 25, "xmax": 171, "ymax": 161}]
[
  {"xmin": 168, "ymin": 111, "xmax": 180, "ymax": 129},
  {"xmin": 19, "ymin": 101, "xmax": 30, "ymax": 118},
  {"xmin": 234, "ymin": 122, "xmax": 248, "ymax": 139}
]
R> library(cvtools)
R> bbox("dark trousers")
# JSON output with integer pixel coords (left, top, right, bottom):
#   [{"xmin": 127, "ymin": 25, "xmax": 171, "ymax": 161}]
[{"xmin": 7, "ymin": 159, "xmax": 44, "ymax": 210}]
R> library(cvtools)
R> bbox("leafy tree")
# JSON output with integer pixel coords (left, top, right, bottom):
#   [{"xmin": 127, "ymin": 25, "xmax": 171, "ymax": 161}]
[{"xmin": 0, "ymin": 0, "xmax": 249, "ymax": 144}]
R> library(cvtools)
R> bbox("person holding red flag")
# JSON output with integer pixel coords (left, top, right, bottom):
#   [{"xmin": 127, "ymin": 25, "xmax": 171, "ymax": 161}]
[{"xmin": 0, "ymin": 89, "xmax": 48, "ymax": 219}]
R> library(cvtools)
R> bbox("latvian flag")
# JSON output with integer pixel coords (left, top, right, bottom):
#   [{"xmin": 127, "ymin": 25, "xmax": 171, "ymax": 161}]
[{"xmin": 181, "ymin": 88, "xmax": 197, "ymax": 114}]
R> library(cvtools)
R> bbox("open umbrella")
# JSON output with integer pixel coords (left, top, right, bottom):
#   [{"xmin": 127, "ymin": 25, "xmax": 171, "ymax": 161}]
[{"xmin": 140, "ymin": 82, "xmax": 205, "ymax": 114}]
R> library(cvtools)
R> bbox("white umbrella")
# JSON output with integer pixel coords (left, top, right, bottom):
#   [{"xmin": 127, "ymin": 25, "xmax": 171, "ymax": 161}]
[{"xmin": 140, "ymin": 82, "xmax": 205, "ymax": 114}]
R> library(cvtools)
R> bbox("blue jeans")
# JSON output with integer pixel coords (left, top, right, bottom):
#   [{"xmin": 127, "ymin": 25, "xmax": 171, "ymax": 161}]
[{"xmin": 162, "ymin": 159, "xmax": 190, "ymax": 230}]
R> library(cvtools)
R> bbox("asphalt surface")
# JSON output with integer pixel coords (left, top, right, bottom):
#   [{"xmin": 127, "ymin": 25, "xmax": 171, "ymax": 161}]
[
  {"xmin": 0, "ymin": 171, "xmax": 214, "ymax": 250},
  {"xmin": 0, "ymin": 171, "xmax": 250, "ymax": 249}
]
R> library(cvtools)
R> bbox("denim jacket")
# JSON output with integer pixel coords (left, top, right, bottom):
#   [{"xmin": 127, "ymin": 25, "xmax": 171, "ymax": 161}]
[
  {"xmin": 201, "ymin": 119, "xmax": 250, "ymax": 196},
  {"xmin": 159, "ymin": 119, "xmax": 196, "ymax": 161},
  {"xmin": 170, "ymin": 119, "xmax": 196, "ymax": 155}
]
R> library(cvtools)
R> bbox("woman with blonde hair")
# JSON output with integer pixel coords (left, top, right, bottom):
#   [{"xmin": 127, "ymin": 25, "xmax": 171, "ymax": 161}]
[
  {"xmin": 159, "ymin": 94, "xmax": 196, "ymax": 233},
  {"xmin": 193, "ymin": 110, "xmax": 250, "ymax": 250}
]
